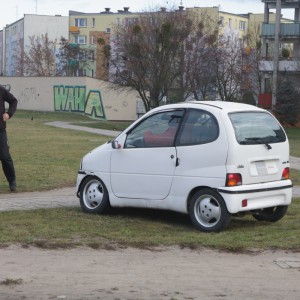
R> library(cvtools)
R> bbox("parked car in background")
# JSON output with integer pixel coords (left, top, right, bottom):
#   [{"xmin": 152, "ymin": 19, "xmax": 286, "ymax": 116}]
[{"xmin": 76, "ymin": 101, "xmax": 293, "ymax": 232}]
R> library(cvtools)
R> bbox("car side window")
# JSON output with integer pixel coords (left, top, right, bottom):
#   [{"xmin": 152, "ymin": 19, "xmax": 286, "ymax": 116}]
[
  {"xmin": 177, "ymin": 109, "xmax": 219, "ymax": 146},
  {"xmin": 125, "ymin": 110, "xmax": 184, "ymax": 148}
]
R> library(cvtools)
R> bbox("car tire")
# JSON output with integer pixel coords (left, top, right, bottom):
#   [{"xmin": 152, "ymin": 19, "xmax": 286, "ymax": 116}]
[
  {"xmin": 79, "ymin": 176, "xmax": 111, "ymax": 214},
  {"xmin": 252, "ymin": 205, "xmax": 288, "ymax": 222},
  {"xmin": 189, "ymin": 189, "xmax": 231, "ymax": 232}
]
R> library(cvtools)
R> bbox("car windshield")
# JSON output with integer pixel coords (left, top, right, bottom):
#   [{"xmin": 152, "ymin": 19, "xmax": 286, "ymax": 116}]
[{"xmin": 229, "ymin": 112, "xmax": 286, "ymax": 145}]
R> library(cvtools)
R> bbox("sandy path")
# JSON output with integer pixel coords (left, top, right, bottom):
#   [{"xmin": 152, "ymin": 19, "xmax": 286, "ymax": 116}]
[{"xmin": 0, "ymin": 246, "xmax": 300, "ymax": 300}]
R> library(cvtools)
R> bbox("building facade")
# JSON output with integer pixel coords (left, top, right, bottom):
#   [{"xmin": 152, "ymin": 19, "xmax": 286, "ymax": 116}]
[
  {"xmin": 259, "ymin": 0, "xmax": 300, "ymax": 107},
  {"xmin": 2, "ymin": 14, "xmax": 68, "ymax": 76},
  {"xmin": 1, "ymin": 4, "xmax": 293, "ymax": 108},
  {"xmin": 68, "ymin": 8, "xmax": 139, "ymax": 79}
]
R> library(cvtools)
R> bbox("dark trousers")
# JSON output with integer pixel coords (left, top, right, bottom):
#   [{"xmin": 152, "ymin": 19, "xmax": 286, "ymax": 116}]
[{"xmin": 0, "ymin": 130, "xmax": 16, "ymax": 183}]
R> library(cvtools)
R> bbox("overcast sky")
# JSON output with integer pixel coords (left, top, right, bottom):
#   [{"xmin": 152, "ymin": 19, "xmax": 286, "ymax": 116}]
[{"xmin": 0, "ymin": 0, "xmax": 294, "ymax": 29}]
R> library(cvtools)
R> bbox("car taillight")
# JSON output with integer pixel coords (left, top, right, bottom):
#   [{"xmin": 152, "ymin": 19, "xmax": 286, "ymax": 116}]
[
  {"xmin": 282, "ymin": 167, "xmax": 290, "ymax": 180},
  {"xmin": 226, "ymin": 173, "xmax": 242, "ymax": 187}
]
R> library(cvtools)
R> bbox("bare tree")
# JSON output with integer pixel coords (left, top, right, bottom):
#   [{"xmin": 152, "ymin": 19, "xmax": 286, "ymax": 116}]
[
  {"xmin": 22, "ymin": 34, "xmax": 57, "ymax": 76},
  {"xmin": 178, "ymin": 12, "xmax": 219, "ymax": 101},
  {"xmin": 56, "ymin": 37, "xmax": 95, "ymax": 76},
  {"xmin": 243, "ymin": 22, "xmax": 264, "ymax": 100},
  {"xmin": 14, "ymin": 39, "xmax": 25, "ymax": 76},
  {"xmin": 215, "ymin": 32, "xmax": 243, "ymax": 101},
  {"xmin": 95, "ymin": 34, "xmax": 111, "ymax": 80},
  {"xmin": 109, "ymin": 9, "xmax": 194, "ymax": 112}
]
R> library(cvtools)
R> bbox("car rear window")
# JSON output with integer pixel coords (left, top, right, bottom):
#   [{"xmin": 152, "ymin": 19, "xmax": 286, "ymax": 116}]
[{"xmin": 229, "ymin": 112, "xmax": 286, "ymax": 145}]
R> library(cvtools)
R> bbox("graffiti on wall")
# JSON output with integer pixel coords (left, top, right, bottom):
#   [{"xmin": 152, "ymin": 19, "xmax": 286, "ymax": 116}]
[
  {"xmin": 2, "ymin": 84, "xmax": 38, "ymax": 105},
  {"xmin": 53, "ymin": 85, "xmax": 106, "ymax": 119},
  {"xmin": 19, "ymin": 87, "xmax": 38, "ymax": 105}
]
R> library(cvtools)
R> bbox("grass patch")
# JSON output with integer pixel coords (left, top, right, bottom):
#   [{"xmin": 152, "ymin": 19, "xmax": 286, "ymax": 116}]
[
  {"xmin": 4, "ymin": 112, "xmax": 299, "ymax": 193},
  {"xmin": 0, "ymin": 111, "xmax": 299, "ymax": 251},
  {"xmin": 0, "ymin": 198, "xmax": 299, "ymax": 251},
  {"xmin": 1, "ymin": 110, "xmax": 111, "ymax": 193},
  {"xmin": 291, "ymin": 169, "xmax": 300, "ymax": 186},
  {"xmin": 285, "ymin": 128, "xmax": 300, "ymax": 157}
]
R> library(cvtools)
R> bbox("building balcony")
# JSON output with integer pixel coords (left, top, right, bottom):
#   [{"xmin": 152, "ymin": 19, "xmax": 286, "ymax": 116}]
[
  {"xmin": 69, "ymin": 26, "xmax": 80, "ymax": 33},
  {"xmin": 259, "ymin": 59, "xmax": 300, "ymax": 72},
  {"xmin": 68, "ymin": 59, "xmax": 78, "ymax": 67},
  {"xmin": 262, "ymin": 23, "xmax": 300, "ymax": 38},
  {"xmin": 261, "ymin": 0, "xmax": 300, "ymax": 10}
]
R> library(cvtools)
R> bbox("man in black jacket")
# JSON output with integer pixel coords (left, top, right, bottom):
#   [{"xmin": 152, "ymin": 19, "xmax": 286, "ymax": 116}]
[{"xmin": 0, "ymin": 85, "xmax": 18, "ymax": 191}]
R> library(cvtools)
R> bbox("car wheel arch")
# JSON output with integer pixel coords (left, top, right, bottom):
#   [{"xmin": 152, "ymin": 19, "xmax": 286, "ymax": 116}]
[
  {"xmin": 77, "ymin": 175, "xmax": 108, "ymax": 198},
  {"xmin": 186, "ymin": 186, "xmax": 214, "ymax": 211}
]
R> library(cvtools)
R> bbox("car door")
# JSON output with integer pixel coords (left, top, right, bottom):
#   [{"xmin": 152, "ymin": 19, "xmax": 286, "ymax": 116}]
[
  {"xmin": 110, "ymin": 109, "xmax": 184, "ymax": 200},
  {"xmin": 174, "ymin": 108, "xmax": 228, "ymax": 186}
]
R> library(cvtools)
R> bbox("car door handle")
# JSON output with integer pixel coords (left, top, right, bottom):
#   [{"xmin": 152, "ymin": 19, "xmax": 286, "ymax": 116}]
[{"xmin": 170, "ymin": 155, "xmax": 179, "ymax": 166}]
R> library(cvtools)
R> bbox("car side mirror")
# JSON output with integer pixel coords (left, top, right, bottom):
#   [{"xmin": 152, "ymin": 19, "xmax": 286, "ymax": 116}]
[{"xmin": 112, "ymin": 140, "xmax": 121, "ymax": 149}]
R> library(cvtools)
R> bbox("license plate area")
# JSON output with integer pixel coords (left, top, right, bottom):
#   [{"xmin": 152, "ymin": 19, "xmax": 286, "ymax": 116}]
[{"xmin": 250, "ymin": 159, "xmax": 279, "ymax": 176}]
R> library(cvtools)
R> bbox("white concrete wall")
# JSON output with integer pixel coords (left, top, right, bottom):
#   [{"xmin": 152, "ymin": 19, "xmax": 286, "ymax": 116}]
[
  {"xmin": 24, "ymin": 15, "xmax": 69, "ymax": 46},
  {"xmin": 0, "ymin": 77, "xmax": 139, "ymax": 121}
]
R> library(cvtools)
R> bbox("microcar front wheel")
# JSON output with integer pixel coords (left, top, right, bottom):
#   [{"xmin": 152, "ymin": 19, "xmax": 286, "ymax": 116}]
[
  {"xmin": 189, "ymin": 189, "xmax": 231, "ymax": 232},
  {"xmin": 80, "ymin": 176, "xmax": 111, "ymax": 214}
]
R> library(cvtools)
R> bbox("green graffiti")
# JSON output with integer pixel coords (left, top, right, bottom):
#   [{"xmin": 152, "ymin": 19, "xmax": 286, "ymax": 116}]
[
  {"xmin": 53, "ymin": 85, "xmax": 105, "ymax": 120},
  {"xmin": 85, "ymin": 91, "xmax": 105, "ymax": 119},
  {"xmin": 53, "ymin": 86, "xmax": 86, "ymax": 112}
]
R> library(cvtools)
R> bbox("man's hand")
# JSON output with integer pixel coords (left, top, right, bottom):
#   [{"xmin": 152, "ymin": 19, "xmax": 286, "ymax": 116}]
[{"xmin": 3, "ymin": 113, "xmax": 10, "ymax": 122}]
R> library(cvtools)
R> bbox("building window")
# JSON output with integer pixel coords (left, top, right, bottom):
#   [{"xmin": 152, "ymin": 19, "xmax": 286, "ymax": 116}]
[
  {"xmin": 88, "ymin": 51, "xmax": 95, "ymax": 61},
  {"xmin": 75, "ymin": 18, "xmax": 87, "ymax": 27},
  {"xmin": 219, "ymin": 16, "xmax": 224, "ymax": 26},
  {"xmin": 78, "ymin": 51, "xmax": 87, "ymax": 61},
  {"xmin": 92, "ymin": 18, "xmax": 95, "ymax": 28},
  {"xmin": 75, "ymin": 35, "xmax": 87, "ymax": 44},
  {"xmin": 77, "ymin": 69, "xmax": 86, "ymax": 76},
  {"xmin": 124, "ymin": 18, "xmax": 138, "ymax": 26},
  {"xmin": 91, "ymin": 36, "xmax": 95, "ymax": 44},
  {"xmin": 265, "ymin": 78, "xmax": 272, "ymax": 93},
  {"xmin": 239, "ymin": 21, "xmax": 246, "ymax": 31},
  {"xmin": 229, "ymin": 18, "xmax": 232, "ymax": 28},
  {"xmin": 106, "ymin": 28, "xmax": 111, "ymax": 33}
]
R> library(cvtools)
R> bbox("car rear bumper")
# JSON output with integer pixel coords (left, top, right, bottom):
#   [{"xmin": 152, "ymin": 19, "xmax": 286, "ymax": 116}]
[{"xmin": 218, "ymin": 180, "xmax": 293, "ymax": 214}]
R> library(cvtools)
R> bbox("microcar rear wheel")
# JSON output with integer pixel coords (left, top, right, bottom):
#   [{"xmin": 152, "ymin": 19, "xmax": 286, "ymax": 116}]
[
  {"xmin": 252, "ymin": 205, "xmax": 288, "ymax": 222},
  {"xmin": 189, "ymin": 189, "xmax": 231, "ymax": 232},
  {"xmin": 80, "ymin": 176, "xmax": 111, "ymax": 214}
]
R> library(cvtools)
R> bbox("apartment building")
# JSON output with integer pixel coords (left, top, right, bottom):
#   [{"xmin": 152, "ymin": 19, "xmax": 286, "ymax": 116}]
[
  {"xmin": 259, "ymin": 0, "xmax": 300, "ymax": 107},
  {"xmin": 68, "ymin": 6, "xmax": 254, "ymax": 82},
  {"xmin": 1, "ymin": 14, "xmax": 68, "ymax": 76},
  {"xmin": 68, "ymin": 8, "xmax": 139, "ymax": 79}
]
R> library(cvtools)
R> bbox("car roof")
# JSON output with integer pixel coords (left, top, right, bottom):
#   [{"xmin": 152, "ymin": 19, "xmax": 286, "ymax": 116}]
[{"xmin": 150, "ymin": 101, "xmax": 264, "ymax": 114}]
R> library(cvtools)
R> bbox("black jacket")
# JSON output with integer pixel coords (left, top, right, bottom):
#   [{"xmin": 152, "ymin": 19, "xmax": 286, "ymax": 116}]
[{"xmin": 0, "ymin": 85, "xmax": 18, "ymax": 130}]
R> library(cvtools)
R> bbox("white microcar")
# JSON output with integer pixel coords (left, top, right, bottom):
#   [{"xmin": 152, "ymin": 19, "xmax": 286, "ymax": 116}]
[{"xmin": 76, "ymin": 101, "xmax": 293, "ymax": 232}]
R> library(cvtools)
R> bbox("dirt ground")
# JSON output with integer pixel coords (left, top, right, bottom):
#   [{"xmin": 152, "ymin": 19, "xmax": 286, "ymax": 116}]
[{"xmin": 0, "ymin": 246, "xmax": 300, "ymax": 300}]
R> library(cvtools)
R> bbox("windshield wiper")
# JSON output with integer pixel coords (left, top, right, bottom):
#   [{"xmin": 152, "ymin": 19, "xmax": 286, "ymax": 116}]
[{"xmin": 244, "ymin": 138, "xmax": 272, "ymax": 150}]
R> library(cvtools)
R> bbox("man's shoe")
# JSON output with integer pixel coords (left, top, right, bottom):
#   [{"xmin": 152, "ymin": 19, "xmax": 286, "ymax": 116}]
[{"xmin": 9, "ymin": 181, "xmax": 16, "ymax": 192}]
